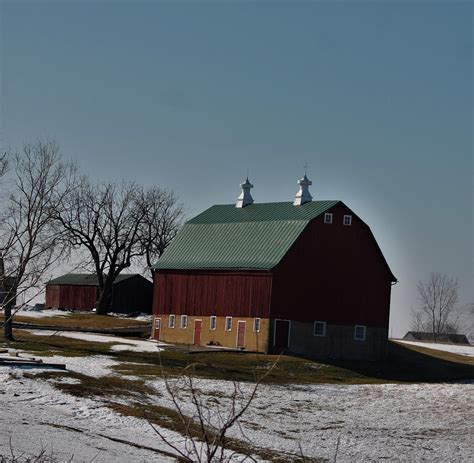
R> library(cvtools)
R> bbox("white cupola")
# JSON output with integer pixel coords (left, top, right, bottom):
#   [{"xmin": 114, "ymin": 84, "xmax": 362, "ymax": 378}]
[
  {"xmin": 236, "ymin": 177, "xmax": 254, "ymax": 208},
  {"xmin": 293, "ymin": 172, "xmax": 313, "ymax": 206}
]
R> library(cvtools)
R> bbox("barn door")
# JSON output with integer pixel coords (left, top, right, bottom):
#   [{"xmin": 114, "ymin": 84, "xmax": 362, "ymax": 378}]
[
  {"xmin": 154, "ymin": 318, "xmax": 161, "ymax": 341},
  {"xmin": 236, "ymin": 321, "xmax": 246, "ymax": 348},
  {"xmin": 194, "ymin": 319, "xmax": 202, "ymax": 346},
  {"xmin": 274, "ymin": 319, "xmax": 290, "ymax": 349}
]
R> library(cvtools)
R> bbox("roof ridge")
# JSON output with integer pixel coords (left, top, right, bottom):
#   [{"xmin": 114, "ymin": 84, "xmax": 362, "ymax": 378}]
[{"xmin": 153, "ymin": 200, "xmax": 339, "ymax": 270}]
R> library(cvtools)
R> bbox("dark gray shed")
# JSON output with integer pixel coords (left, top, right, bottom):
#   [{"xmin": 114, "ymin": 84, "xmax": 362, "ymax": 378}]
[
  {"xmin": 46, "ymin": 273, "xmax": 153, "ymax": 314},
  {"xmin": 403, "ymin": 331, "xmax": 470, "ymax": 345}
]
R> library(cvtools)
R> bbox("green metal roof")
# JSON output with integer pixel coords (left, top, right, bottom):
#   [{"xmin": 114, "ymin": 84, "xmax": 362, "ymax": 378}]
[
  {"xmin": 153, "ymin": 201, "xmax": 339, "ymax": 270},
  {"xmin": 47, "ymin": 273, "xmax": 141, "ymax": 286}
]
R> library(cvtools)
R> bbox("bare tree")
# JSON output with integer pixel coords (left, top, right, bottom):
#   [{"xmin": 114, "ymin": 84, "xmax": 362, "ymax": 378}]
[
  {"xmin": 149, "ymin": 356, "xmax": 278, "ymax": 462},
  {"xmin": 0, "ymin": 141, "xmax": 77, "ymax": 340},
  {"xmin": 55, "ymin": 180, "xmax": 183, "ymax": 314},
  {"xmin": 412, "ymin": 272, "xmax": 461, "ymax": 341}
]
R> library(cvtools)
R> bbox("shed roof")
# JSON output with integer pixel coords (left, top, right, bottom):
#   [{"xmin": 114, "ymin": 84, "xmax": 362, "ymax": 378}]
[
  {"xmin": 403, "ymin": 331, "xmax": 470, "ymax": 344},
  {"xmin": 153, "ymin": 200, "xmax": 339, "ymax": 270},
  {"xmin": 47, "ymin": 273, "xmax": 143, "ymax": 286}
]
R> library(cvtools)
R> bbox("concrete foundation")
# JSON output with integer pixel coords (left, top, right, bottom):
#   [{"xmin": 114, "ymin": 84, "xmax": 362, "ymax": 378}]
[{"xmin": 269, "ymin": 320, "xmax": 388, "ymax": 360}]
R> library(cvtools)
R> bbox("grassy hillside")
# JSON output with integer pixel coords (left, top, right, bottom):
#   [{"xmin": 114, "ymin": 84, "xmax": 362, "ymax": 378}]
[
  {"xmin": 4, "ymin": 330, "xmax": 474, "ymax": 384},
  {"xmin": 2, "ymin": 311, "xmax": 149, "ymax": 329}
]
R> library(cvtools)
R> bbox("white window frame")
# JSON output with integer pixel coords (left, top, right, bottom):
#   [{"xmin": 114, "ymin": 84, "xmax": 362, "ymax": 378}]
[
  {"xmin": 343, "ymin": 215, "xmax": 352, "ymax": 226},
  {"xmin": 324, "ymin": 213, "xmax": 333, "ymax": 224},
  {"xmin": 168, "ymin": 314, "xmax": 175, "ymax": 328},
  {"xmin": 210, "ymin": 315, "xmax": 217, "ymax": 331},
  {"xmin": 154, "ymin": 318, "xmax": 161, "ymax": 330},
  {"xmin": 180, "ymin": 315, "xmax": 188, "ymax": 329},
  {"xmin": 253, "ymin": 318, "xmax": 261, "ymax": 333},
  {"xmin": 225, "ymin": 316, "xmax": 233, "ymax": 332},
  {"xmin": 354, "ymin": 325, "xmax": 366, "ymax": 341},
  {"xmin": 313, "ymin": 321, "xmax": 326, "ymax": 337}
]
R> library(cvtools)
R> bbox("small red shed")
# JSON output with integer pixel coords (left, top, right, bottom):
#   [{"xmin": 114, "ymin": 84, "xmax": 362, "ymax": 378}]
[{"xmin": 45, "ymin": 273, "xmax": 153, "ymax": 315}]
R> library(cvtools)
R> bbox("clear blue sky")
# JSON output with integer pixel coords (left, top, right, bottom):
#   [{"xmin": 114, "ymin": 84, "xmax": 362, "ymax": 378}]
[{"xmin": 1, "ymin": 1, "xmax": 472, "ymax": 337}]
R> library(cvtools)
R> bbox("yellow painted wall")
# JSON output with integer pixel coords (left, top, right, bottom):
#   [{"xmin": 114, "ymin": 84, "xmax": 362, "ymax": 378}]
[{"xmin": 152, "ymin": 315, "xmax": 270, "ymax": 353}]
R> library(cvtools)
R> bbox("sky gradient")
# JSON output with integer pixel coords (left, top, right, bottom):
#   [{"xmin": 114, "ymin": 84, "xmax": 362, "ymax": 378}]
[{"xmin": 1, "ymin": 1, "xmax": 472, "ymax": 337}]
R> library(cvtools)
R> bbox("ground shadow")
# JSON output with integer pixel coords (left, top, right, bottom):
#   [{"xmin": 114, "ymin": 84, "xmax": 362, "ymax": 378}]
[{"xmin": 311, "ymin": 341, "xmax": 474, "ymax": 382}]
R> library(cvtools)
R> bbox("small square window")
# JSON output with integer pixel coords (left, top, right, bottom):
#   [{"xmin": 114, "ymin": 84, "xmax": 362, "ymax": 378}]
[
  {"xmin": 354, "ymin": 325, "xmax": 366, "ymax": 341},
  {"xmin": 324, "ymin": 213, "xmax": 333, "ymax": 224},
  {"xmin": 168, "ymin": 314, "xmax": 175, "ymax": 328},
  {"xmin": 253, "ymin": 318, "xmax": 261, "ymax": 333},
  {"xmin": 181, "ymin": 315, "xmax": 188, "ymax": 329},
  {"xmin": 210, "ymin": 316, "xmax": 217, "ymax": 330},
  {"xmin": 313, "ymin": 321, "xmax": 326, "ymax": 337},
  {"xmin": 225, "ymin": 316, "xmax": 232, "ymax": 331},
  {"xmin": 343, "ymin": 215, "xmax": 352, "ymax": 226},
  {"xmin": 154, "ymin": 318, "xmax": 161, "ymax": 329}
]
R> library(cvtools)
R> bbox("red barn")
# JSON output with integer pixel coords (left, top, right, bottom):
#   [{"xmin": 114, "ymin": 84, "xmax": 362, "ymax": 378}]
[
  {"xmin": 152, "ymin": 175, "xmax": 396, "ymax": 360},
  {"xmin": 45, "ymin": 273, "xmax": 153, "ymax": 315}
]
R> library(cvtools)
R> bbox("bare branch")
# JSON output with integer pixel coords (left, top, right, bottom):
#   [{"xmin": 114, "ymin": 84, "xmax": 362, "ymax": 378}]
[{"xmin": 148, "ymin": 347, "xmax": 279, "ymax": 462}]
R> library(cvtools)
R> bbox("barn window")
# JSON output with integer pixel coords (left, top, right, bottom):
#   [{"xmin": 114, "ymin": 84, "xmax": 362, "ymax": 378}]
[
  {"xmin": 210, "ymin": 316, "xmax": 217, "ymax": 330},
  {"xmin": 168, "ymin": 314, "xmax": 175, "ymax": 328},
  {"xmin": 181, "ymin": 315, "xmax": 188, "ymax": 329},
  {"xmin": 343, "ymin": 215, "xmax": 352, "ymax": 226},
  {"xmin": 313, "ymin": 321, "xmax": 326, "ymax": 337},
  {"xmin": 324, "ymin": 213, "xmax": 333, "ymax": 224},
  {"xmin": 154, "ymin": 318, "xmax": 161, "ymax": 330},
  {"xmin": 253, "ymin": 318, "xmax": 261, "ymax": 333},
  {"xmin": 225, "ymin": 316, "xmax": 232, "ymax": 331},
  {"xmin": 354, "ymin": 325, "xmax": 366, "ymax": 341}
]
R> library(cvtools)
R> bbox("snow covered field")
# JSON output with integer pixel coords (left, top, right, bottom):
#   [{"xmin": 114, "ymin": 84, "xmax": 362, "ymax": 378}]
[
  {"xmin": 183, "ymin": 380, "xmax": 474, "ymax": 461},
  {"xmin": 398, "ymin": 339, "xmax": 474, "ymax": 357},
  {"xmin": 1, "ymin": 351, "xmax": 473, "ymax": 462},
  {"xmin": 0, "ymin": 366, "xmax": 181, "ymax": 462}
]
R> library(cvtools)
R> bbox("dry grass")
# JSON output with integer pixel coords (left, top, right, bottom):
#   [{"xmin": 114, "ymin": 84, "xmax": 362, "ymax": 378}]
[
  {"xmin": 8, "ymin": 311, "xmax": 149, "ymax": 329},
  {"xmin": 109, "ymin": 401, "xmax": 318, "ymax": 462},
  {"xmin": 5, "ymin": 330, "xmax": 117, "ymax": 357},
  {"xmin": 29, "ymin": 370, "xmax": 155, "ymax": 399},
  {"xmin": 2, "ymin": 311, "xmax": 147, "ymax": 331},
  {"xmin": 29, "ymin": 370, "xmax": 320, "ymax": 462}
]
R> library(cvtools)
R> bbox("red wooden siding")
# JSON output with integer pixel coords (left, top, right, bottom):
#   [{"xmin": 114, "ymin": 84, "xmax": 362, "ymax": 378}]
[
  {"xmin": 45, "ymin": 284, "xmax": 97, "ymax": 310},
  {"xmin": 153, "ymin": 271, "xmax": 272, "ymax": 318},
  {"xmin": 271, "ymin": 202, "xmax": 393, "ymax": 328},
  {"xmin": 45, "ymin": 284, "xmax": 60, "ymax": 308}
]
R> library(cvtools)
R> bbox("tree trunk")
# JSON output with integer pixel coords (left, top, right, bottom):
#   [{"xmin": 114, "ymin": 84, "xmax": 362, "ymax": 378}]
[
  {"xmin": 3, "ymin": 302, "xmax": 14, "ymax": 341},
  {"xmin": 96, "ymin": 278, "xmax": 114, "ymax": 315}
]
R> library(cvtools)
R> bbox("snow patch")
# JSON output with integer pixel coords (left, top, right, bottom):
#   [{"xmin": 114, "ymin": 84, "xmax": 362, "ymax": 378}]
[
  {"xmin": 25, "ymin": 330, "xmax": 164, "ymax": 353},
  {"xmin": 13, "ymin": 308, "xmax": 70, "ymax": 318},
  {"xmin": 398, "ymin": 340, "xmax": 474, "ymax": 356}
]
